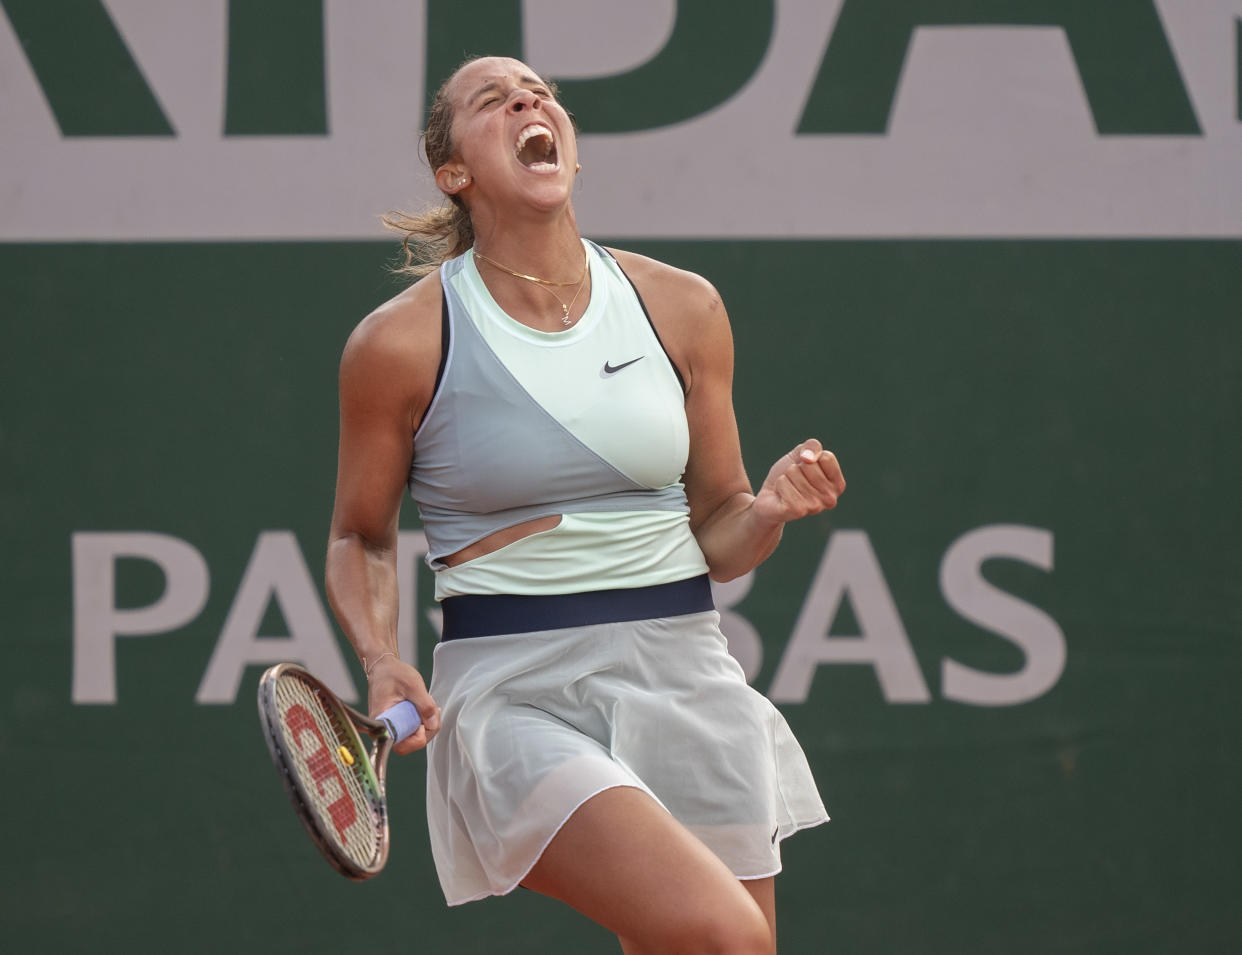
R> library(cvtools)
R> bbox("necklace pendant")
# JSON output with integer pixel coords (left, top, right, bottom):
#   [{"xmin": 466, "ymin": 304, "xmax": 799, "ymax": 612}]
[{"xmin": 561, "ymin": 305, "xmax": 571, "ymax": 325}]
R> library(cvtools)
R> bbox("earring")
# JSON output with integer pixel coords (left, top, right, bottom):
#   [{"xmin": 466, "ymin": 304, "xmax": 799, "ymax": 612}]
[
  {"xmin": 457, "ymin": 177, "xmax": 469, "ymax": 188},
  {"xmin": 575, "ymin": 164, "xmax": 581, "ymax": 173}
]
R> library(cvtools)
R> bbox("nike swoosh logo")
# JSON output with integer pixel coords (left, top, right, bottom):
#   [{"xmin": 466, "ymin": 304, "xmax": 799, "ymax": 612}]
[{"xmin": 601, "ymin": 356, "xmax": 645, "ymax": 377}]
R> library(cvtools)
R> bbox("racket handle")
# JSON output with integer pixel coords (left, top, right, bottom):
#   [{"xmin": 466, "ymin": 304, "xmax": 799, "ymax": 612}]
[{"xmin": 377, "ymin": 701, "xmax": 422, "ymax": 742}]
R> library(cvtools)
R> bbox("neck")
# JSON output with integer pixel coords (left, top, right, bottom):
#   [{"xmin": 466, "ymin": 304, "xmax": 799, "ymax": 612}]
[
  {"xmin": 470, "ymin": 212, "xmax": 591, "ymax": 332},
  {"xmin": 470, "ymin": 206, "xmax": 583, "ymax": 283}
]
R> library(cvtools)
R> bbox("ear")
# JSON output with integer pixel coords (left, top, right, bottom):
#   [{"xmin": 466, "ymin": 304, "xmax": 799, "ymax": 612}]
[{"xmin": 435, "ymin": 165, "xmax": 471, "ymax": 196}]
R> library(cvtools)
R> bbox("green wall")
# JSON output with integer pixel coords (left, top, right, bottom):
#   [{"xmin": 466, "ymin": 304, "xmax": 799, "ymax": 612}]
[
  {"xmin": 3, "ymin": 0, "xmax": 1240, "ymax": 950},
  {"xmin": 3, "ymin": 240, "xmax": 1239, "ymax": 952}
]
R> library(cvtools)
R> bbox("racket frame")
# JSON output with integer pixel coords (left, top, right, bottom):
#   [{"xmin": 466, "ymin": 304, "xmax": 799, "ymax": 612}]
[{"xmin": 257, "ymin": 663, "xmax": 398, "ymax": 881}]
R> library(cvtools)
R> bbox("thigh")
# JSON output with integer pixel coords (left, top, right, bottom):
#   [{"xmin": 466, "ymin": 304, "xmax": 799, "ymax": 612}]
[
  {"xmin": 521, "ymin": 786, "xmax": 773, "ymax": 954},
  {"xmin": 742, "ymin": 877, "xmax": 777, "ymax": 950}
]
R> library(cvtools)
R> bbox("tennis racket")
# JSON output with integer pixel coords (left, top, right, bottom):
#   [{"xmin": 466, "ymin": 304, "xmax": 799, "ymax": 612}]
[{"xmin": 257, "ymin": 663, "xmax": 422, "ymax": 880}]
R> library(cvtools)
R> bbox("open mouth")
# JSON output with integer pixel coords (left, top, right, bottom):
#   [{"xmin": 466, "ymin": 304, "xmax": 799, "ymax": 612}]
[{"xmin": 515, "ymin": 123, "xmax": 558, "ymax": 172}]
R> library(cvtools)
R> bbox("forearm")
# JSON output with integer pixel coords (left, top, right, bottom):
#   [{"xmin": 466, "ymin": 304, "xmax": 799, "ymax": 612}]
[
  {"xmin": 325, "ymin": 530, "xmax": 440, "ymax": 749},
  {"xmin": 324, "ymin": 532, "xmax": 401, "ymax": 667},
  {"xmin": 692, "ymin": 491, "xmax": 785, "ymax": 583}
]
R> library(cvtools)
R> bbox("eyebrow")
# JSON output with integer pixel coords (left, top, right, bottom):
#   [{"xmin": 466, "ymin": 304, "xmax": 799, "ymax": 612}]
[{"xmin": 467, "ymin": 74, "xmax": 547, "ymax": 106}]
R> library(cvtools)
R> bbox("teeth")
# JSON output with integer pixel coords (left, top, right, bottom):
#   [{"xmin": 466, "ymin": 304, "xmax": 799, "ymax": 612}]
[{"xmin": 515, "ymin": 124, "xmax": 554, "ymax": 152}]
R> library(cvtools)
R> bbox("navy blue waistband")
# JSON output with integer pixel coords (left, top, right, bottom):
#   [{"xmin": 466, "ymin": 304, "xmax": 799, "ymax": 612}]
[{"xmin": 439, "ymin": 574, "xmax": 715, "ymax": 641}]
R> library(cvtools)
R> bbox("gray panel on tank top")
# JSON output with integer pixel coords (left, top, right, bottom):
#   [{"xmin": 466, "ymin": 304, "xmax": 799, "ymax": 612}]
[{"xmin": 409, "ymin": 252, "xmax": 687, "ymax": 562}]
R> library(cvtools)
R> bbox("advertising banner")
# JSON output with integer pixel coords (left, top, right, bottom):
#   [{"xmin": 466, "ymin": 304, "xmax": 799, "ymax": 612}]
[{"xmin": 2, "ymin": 3, "xmax": 1238, "ymax": 952}]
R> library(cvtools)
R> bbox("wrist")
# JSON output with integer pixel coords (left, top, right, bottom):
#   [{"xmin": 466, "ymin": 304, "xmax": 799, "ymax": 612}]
[
  {"xmin": 749, "ymin": 491, "xmax": 787, "ymax": 533},
  {"xmin": 362, "ymin": 650, "xmax": 400, "ymax": 678}
]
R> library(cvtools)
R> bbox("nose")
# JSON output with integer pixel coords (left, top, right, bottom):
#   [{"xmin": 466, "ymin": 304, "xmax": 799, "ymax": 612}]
[{"xmin": 508, "ymin": 88, "xmax": 540, "ymax": 113}]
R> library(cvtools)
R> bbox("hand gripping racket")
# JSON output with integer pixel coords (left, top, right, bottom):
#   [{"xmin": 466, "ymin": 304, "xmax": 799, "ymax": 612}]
[{"xmin": 257, "ymin": 663, "xmax": 422, "ymax": 880}]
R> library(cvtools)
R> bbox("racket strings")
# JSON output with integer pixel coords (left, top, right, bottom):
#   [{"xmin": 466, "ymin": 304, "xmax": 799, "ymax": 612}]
[{"xmin": 273, "ymin": 675, "xmax": 385, "ymax": 868}]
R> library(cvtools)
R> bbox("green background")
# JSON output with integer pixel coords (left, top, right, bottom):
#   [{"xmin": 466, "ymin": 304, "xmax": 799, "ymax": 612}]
[
  {"xmin": 2, "ymin": 0, "xmax": 1240, "ymax": 950},
  {"xmin": 3, "ymin": 240, "xmax": 1239, "ymax": 952}
]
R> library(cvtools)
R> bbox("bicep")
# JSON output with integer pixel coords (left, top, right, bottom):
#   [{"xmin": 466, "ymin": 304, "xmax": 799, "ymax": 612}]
[
  {"xmin": 679, "ymin": 291, "xmax": 753, "ymax": 530},
  {"xmin": 330, "ymin": 389, "xmax": 413, "ymax": 549},
  {"xmin": 329, "ymin": 314, "xmax": 435, "ymax": 549}
]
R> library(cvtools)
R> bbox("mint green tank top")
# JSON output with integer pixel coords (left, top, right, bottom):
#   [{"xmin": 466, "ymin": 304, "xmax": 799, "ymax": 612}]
[{"xmin": 409, "ymin": 240, "xmax": 709, "ymax": 598}]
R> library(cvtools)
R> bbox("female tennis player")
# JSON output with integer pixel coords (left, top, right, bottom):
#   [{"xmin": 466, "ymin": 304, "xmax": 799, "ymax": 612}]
[{"xmin": 325, "ymin": 56, "xmax": 846, "ymax": 954}]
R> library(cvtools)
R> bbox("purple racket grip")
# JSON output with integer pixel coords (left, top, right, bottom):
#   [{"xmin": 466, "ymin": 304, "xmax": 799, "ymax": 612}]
[{"xmin": 377, "ymin": 701, "xmax": 422, "ymax": 742}]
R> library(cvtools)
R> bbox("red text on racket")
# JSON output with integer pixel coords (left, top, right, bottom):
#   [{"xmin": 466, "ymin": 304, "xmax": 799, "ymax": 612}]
[{"xmin": 257, "ymin": 663, "xmax": 421, "ymax": 880}]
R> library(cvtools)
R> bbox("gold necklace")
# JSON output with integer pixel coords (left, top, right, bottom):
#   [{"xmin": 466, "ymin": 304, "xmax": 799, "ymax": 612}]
[{"xmin": 473, "ymin": 249, "xmax": 589, "ymax": 326}]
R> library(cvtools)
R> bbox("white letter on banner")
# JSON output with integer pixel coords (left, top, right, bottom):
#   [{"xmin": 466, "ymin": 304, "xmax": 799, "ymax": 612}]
[
  {"xmin": 72, "ymin": 532, "xmax": 209, "ymax": 704},
  {"xmin": 939, "ymin": 525, "xmax": 1065, "ymax": 706},
  {"xmin": 769, "ymin": 531, "xmax": 931, "ymax": 704},
  {"xmin": 196, "ymin": 531, "xmax": 354, "ymax": 704}
]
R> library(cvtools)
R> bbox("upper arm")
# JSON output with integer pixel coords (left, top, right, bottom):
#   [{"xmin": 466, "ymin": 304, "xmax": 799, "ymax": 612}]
[
  {"xmin": 609, "ymin": 250, "xmax": 753, "ymax": 530},
  {"xmin": 328, "ymin": 278, "xmax": 443, "ymax": 549},
  {"xmin": 679, "ymin": 281, "xmax": 753, "ymax": 530}
]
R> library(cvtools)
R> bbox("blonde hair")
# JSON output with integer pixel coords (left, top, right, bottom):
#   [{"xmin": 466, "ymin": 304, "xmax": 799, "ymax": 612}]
[{"xmin": 383, "ymin": 58, "xmax": 563, "ymax": 279}]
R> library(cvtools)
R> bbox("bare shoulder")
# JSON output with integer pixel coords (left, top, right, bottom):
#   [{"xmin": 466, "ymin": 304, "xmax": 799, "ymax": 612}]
[
  {"xmin": 605, "ymin": 247, "xmax": 724, "ymax": 322},
  {"xmin": 338, "ymin": 272, "xmax": 444, "ymax": 431},
  {"xmin": 341, "ymin": 272, "xmax": 443, "ymax": 384},
  {"xmin": 604, "ymin": 247, "xmax": 731, "ymax": 391}
]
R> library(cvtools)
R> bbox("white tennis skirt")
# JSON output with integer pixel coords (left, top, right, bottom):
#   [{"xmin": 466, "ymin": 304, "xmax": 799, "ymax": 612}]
[{"xmin": 424, "ymin": 609, "xmax": 828, "ymax": 905}]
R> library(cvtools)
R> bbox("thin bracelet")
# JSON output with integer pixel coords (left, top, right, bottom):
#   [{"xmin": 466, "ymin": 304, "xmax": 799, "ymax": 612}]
[{"xmin": 363, "ymin": 650, "xmax": 398, "ymax": 677}]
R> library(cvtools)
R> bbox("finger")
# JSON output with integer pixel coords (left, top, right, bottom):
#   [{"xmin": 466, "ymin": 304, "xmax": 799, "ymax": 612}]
[
  {"xmin": 779, "ymin": 464, "xmax": 819, "ymax": 501},
  {"xmin": 793, "ymin": 452, "xmax": 834, "ymax": 488},
  {"xmin": 394, "ymin": 725, "xmax": 428, "ymax": 755},
  {"xmin": 794, "ymin": 442, "xmax": 841, "ymax": 494},
  {"xmin": 781, "ymin": 448, "xmax": 834, "ymax": 492},
  {"xmin": 419, "ymin": 701, "xmax": 442, "ymax": 738},
  {"xmin": 791, "ymin": 446, "xmax": 845, "ymax": 503},
  {"xmin": 797, "ymin": 456, "xmax": 842, "ymax": 507},
  {"xmin": 392, "ymin": 696, "xmax": 440, "ymax": 750},
  {"xmin": 776, "ymin": 462, "xmax": 839, "ymax": 514},
  {"xmin": 794, "ymin": 437, "xmax": 823, "ymax": 463},
  {"xmin": 811, "ymin": 449, "xmax": 846, "ymax": 490},
  {"xmin": 767, "ymin": 471, "xmax": 821, "ymax": 519}
]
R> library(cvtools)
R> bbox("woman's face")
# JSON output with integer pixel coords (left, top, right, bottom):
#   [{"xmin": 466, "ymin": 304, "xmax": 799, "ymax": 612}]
[{"xmin": 438, "ymin": 57, "xmax": 578, "ymax": 215}]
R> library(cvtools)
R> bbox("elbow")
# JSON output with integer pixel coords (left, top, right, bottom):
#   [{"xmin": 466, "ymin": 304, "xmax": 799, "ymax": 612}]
[
  {"xmin": 708, "ymin": 563, "xmax": 746, "ymax": 584},
  {"xmin": 324, "ymin": 529, "xmax": 397, "ymax": 591},
  {"xmin": 327, "ymin": 526, "xmax": 396, "ymax": 556}
]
